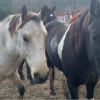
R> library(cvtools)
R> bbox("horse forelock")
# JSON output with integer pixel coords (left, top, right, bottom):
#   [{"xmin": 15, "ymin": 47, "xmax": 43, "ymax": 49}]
[{"xmin": 9, "ymin": 12, "xmax": 40, "ymax": 37}]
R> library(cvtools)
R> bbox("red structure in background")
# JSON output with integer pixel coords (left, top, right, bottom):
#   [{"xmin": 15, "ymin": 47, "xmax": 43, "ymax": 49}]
[
  {"xmin": 71, "ymin": 9, "xmax": 83, "ymax": 17},
  {"xmin": 57, "ymin": 6, "xmax": 89, "ymax": 22},
  {"xmin": 71, "ymin": 6, "xmax": 88, "ymax": 17},
  {"xmin": 57, "ymin": 13, "xmax": 70, "ymax": 22}
]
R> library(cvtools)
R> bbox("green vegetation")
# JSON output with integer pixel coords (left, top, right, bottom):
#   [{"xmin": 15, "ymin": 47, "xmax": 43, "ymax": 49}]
[{"xmin": 0, "ymin": 0, "xmax": 12, "ymax": 20}]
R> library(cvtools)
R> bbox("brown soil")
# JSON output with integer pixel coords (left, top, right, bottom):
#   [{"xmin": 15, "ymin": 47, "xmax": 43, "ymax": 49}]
[{"xmin": 0, "ymin": 64, "xmax": 100, "ymax": 99}]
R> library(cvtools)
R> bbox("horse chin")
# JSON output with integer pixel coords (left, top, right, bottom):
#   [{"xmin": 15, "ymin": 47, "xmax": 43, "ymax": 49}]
[
  {"xmin": 31, "ymin": 75, "xmax": 48, "ymax": 84},
  {"xmin": 33, "ymin": 72, "xmax": 49, "ymax": 84}
]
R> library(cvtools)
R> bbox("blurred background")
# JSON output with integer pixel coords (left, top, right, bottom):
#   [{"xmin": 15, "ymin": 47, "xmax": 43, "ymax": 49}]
[{"xmin": 0, "ymin": 0, "xmax": 91, "ymax": 21}]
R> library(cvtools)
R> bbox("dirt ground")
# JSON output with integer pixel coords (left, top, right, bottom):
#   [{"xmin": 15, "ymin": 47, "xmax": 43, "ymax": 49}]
[{"xmin": 0, "ymin": 64, "xmax": 100, "ymax": 99}]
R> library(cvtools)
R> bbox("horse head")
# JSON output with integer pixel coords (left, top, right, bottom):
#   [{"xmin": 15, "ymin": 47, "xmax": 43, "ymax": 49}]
[
  {"xmin": 16, "ymin": 5, "xmax": 49, "ymax": 83},
  {"xmin": 43, "ymin": 5, "xmax": 56, "ymax": 25},
  {"xmin": 86, "ymin": 0, "xmax": 100, "ymax": 74}
]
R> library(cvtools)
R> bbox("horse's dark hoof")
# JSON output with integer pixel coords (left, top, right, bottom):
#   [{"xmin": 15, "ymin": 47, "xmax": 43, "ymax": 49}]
[
  {"xmin": 18, "ymin": 96, "xmax": 23, "ymax": 99},
  {"xmin": 50, "ymin": 95, "xmax": 57, "ymax": 99},
  {"xmin": 66, "ymin": 96, "xmax": 71, "ymax": 99},
  {"xmin": 50, "ymin": 90, "xmax": 56, "ymax": 99}
]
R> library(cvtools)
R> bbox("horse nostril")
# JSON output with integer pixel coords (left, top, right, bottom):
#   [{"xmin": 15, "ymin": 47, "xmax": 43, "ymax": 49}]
[{"xmin": 34, "ymin": 72, "xmax": 48, "ymax": 84}]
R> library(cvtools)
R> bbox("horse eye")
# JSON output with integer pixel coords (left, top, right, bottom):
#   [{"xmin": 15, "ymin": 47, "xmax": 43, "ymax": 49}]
[{"xmin": 23, "ymin": 36, "xmax": 28, "ymax": 42}]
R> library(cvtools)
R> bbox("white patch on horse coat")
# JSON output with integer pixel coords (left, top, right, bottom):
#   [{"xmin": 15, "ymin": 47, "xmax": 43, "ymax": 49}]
[
  {"xmin": 50, "ymin": 14, "xmax": 53, "ymax": 17},
  {"xmin": 50, "ymin": 35, "xmax": 57, "ymax": 53},
  {"xmin": 58, "ymin": 25, "xmax": 70, "ymax": 60}
]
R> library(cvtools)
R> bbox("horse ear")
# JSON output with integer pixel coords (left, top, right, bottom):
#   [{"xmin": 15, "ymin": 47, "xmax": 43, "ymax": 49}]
[
  {"xmin": 38, "ymin": 5, "xmax": 48, "ymax": 20},
  {"xmin": 22, "ymin": 5, "xmax": 28, "ymax": 21},
  {"xmin": 52, "ymin": 6, "xmax": 56, "ymax": 11},
  {"xmin": 90, "ymin": 0, "xmax": 100, "ymax": 19}
]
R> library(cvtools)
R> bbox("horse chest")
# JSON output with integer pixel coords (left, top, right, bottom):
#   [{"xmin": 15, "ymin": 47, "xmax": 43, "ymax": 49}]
[
  {"xmin": 62, "ymin": 53, "xmax": 98, "ymax": 85},
  {"xmin": 67, "ymin": 67, "xmax": 98, "ymax": 85}
]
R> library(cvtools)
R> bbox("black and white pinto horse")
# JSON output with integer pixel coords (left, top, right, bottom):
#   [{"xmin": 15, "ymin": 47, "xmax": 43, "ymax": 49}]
[
  {"xmin": 45, "ymin": 0, "xmax": 100, "ymax": 99},
  {"xmin": 18, "ymin": 6, "xmax": 56, "ymax": 84}
]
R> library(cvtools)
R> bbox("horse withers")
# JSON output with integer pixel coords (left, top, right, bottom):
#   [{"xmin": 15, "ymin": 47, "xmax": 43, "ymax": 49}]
[
  {"xmin": 0, "ymin": 5, "xmax": 49, "ymax": 99},
  {"xmin": 45, "ymin": 0, "xmax": 100, "ymax": 99},
  {"xmin": 18, "ymin": 6, "xmax": 56, "ymax": 84}
]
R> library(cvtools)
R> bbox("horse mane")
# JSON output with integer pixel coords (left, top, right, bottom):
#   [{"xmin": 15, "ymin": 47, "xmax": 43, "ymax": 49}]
[
  {"xmin": 9, "ymin": 12, "xmax": 40, "ymax": 36},
  {"xmin": 77, "ymin": 8, "xmax": 89, "ymax": 31},
  {"xmin": 66, "ymin": 8, "xmax": 90, "ymax": 67},
  {"xmin": 70, "ymin": 8, "xmax": 89, "ymax": 33},
  {"xmin": 9, "ymin": 15, "xmax": 21, "ymax": 36},
  {"xmin": 67, "ymin": 15, "xmax": 79, "ymax": 24}
]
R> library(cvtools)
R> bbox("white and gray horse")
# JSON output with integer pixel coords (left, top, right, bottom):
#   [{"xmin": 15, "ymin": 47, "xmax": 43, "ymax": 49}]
[{"xmin": 0, "ymin": 5, "xmax": 49, "ymax": 99}]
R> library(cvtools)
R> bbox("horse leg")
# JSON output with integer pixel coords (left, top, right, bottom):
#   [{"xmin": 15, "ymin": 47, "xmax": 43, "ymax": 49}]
[
  {"xmin": 8, "ymin": 70, "xmax": 25, "ymax": 99},
  {"xmin": 46, "ymin": 51, "xmax": 56, "ymax": 98},
  {"xmin": 67, "ymin": 78, "xmax": 79, "ymax": 99},
  {"xmin": 26, "ymin": 62, "xmax": 35, "ymax": 85},
  {"xmin": 60, "ymin": 71, "xmax": 70, "ymax": 99},
  {"xmin": 86, "ymin": 75, "xmax": 99, "ymax": 99},
  {"xmin": 49, "ymin": 66, "xmax": 56, "ymax": 99},
  {"xmin": 18, "ymin": 60, "xmax": 25, "ymax": 80}
]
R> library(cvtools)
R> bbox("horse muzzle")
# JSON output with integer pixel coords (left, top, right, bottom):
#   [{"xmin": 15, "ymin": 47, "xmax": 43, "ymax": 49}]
[{"xmin": 34, "ymin": 71, "xmax": 49, "ymax": 84}]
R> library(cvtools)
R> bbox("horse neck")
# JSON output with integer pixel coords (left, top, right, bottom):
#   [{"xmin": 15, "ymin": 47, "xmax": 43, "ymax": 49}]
[
  {"xmin": 68, "ymin": 11, "xmax": 90, "ymax": 67},
  {"xmin": 43, "ymin": 18, "xmax": 49, "ymax": 25},
  {"xmin": 0, "ymin": 15, "xmax": 22, "ymax": 57}
]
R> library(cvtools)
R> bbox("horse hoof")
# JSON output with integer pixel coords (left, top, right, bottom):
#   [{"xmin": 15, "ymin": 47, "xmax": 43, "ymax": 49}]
[
  {"xmin": 89, "ymin": 98, "xmax": 94, "ymax": 100},
  {"xmin": 18, "ymin": 96, "xmax": 23, "ymax": 99},
  {"xmin": 50, "ymin": 95, "xmax": 57, "ymax": 99},
  {"xmin": 66, "ymin": 96, "xmax": 71, "ymax": 99}
]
